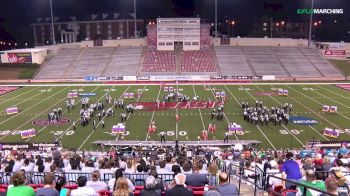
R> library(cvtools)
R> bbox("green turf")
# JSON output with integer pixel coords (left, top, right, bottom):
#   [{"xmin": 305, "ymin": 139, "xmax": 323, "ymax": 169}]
[
  {"xmin": 0, "ymin": 84, "xmax": 350, "ymax": 151},
  {"xmin": 18, "ymin": 67, "xmax": 40, "ymax": 79},
  {"xmin": 329, "ymin": 59, "xmax": 350, "ymax": 76}
]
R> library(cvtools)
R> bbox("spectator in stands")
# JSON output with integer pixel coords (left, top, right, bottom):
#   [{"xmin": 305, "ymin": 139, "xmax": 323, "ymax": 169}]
[
  {"xmin": 165, "ymin": 157, "xmax": 175, "ymax": 173},
  {"xmin": 12, "ymin": 155, "xmax": 23, "ymax": 173},
  {"xmin": 81, "ymin": 160, "xmax": 95, "ymax": 173},
  {"xmin": 86, "ymin": 170, "xmax": 108, "ymax": 192},
  {"xmin": 7, "ymin": 171, "xmax": 35, "ymax": 196},
  {"xmin": 44, "ymin": 157, "xmax": 52, "ymax": 172},
  {"xmin": 55, "ymin": 176, "xmax": 71, "ymax": 196},
  {"xmin": 166, "ymin": 165, "xmax": 183, "ymax": 190},
  {"xmin": 203, "ymin": 187, "xmax": 221, "ymax": 196},
  {"xmin": 185, "ymin": 164, "xmax": 209, "ymax": 187},
  {"xmin": 331, "ymin": 170, "xmax": 350, "ymax": 195},
  {"xmin": 124, "ymin": 160, "xmax": 135, "ymax": 174},
  {"xmin": 20, "ymin": 158, "xmax": 34, "ymax": 172},
  {"xmin": 296, "ymin": 169, "xmax": 326, "ymax": 196},
  {"xmin": 157, "ymin": 160, "xmax": 172, "ymax": 174},
  {"xmin": 149, "ymin": 170, "xmax": 165, "ymax": 192},
  {"xmin": 140, "ymin": 176, "xmax": 161, "ymax": 196},
  {"xmin": 302, "ymin": 157, "xmax": 315, "ymax": 171},
  {"xmin": 321, "ymin": 156, "xmax": 332, "ymax": 172},
  {"xmin": 165, "ymin": 173, "xmax": 193, "ymax": 196},
  {"xmin": 320, "ymin": 178, "xmax": 339, "ymax": 196},
  {"xmin": 182, "ymin": 162, "xmax": 192, "ymax": 174},
  {"xmin": 99, "ymin": 160, "xmax": 114, "ymax": 181},
  {"xmin": 207, "ymin": 163, "xmax": 219, "ymax": 186},
  {"xmin": 135, "ymin": 164, "xmax": 146, "ymax": 186},
  {"xmin": 282, "ymin": 152, "xmax": 302, "ymax": 189},
  {"xmin": 108, "ymin": 169, "xmax": 135, "ymax": 191},
  {"xmin": 65, "ymin": 161, "xmax": 82, "ymax": 183},
  {"xmin": 113, "ymin": 177, "xmax": 133, "ymax": 196},
  {"xmin": 32, "ymin": 164, "xmax": 45, "ymax": 184},
  {"xmin": 36, "ymin": 172, "xmax": 59, "ymax": 196},
  {"xmin": 330, "ymin": 159, "xmax": 347, "ymax": 172},
  {"xmin": 217, "ymin": 172, "xmax": 239, "ymax": 196},
  {"xmin": 70, "ymin": 176, "xmax": 97, "ymax": 196}
]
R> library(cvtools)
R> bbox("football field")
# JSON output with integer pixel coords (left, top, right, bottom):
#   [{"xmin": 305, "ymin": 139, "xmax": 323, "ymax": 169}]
[{"xmin": 0, "ymin": 83, "xmax": 350, "ymax": 151}]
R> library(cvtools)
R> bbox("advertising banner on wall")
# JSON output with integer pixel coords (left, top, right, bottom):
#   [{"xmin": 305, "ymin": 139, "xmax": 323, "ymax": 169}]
[
  {"xmin": 324, "ymin": 50, "xmax": 346, "ymax": 57},
  {"xmin": 7, "ymin": 53, "xmax": 33, "ymax": 63}
]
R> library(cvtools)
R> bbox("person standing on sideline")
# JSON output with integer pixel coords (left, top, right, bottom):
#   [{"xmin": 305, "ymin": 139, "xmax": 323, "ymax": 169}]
[
  {"xmin": 160, "ymin": 132, "xmax": 166, "ymax": 143},
  {"xmin": 224, "ymin": 132, "xmax": 229, "ymax": 143},
  {"xmin": 101, "ymin": 120, "xmax": 105, "ymax": 129}
]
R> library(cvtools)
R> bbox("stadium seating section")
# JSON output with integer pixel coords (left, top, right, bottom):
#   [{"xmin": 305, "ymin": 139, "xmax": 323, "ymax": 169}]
[
  {"xmin": 35, "ymin": 45, "xmax": 343, "ymax": 79},
  {"xmin": 180, "ymin": 49, "xmax": 217, "ymax": 73},
  {"xmin": 215, "ymin": 46, "xmax": 343, "ymax": 78},
  {"xmin": 141, "ymin": 48, "xmax": 176, "ymax": 73}
]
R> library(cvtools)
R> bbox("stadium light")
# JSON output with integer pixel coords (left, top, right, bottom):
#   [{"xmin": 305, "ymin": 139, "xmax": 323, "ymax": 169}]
[
  {"xmin": 308, "ymin": 0, "xmax": 314, "ymax": 47},
  {"xmin": 134, "ymin": 0, "xmax": 137, "ymax": 38},
  {"xmin": 281, "ymin": 21, "xmax": 285, "ymax": 25},
  {"xmin": 50, "ymin": 0, "xmax": 56, "ymax": 45},
  {"xmin": 215, "ymin": 0, "xmax": 218, "ymax": 38}
]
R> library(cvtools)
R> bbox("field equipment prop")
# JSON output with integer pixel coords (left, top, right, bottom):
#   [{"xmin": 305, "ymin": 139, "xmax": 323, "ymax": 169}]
[
  {"xmin": 68, "ymin": 92, "xmax": 78, "ymax": 98},
  {"xmin": 21, "ymin": 128, "xmax": 36, "ymax": 139},
  {"xmin": 6, "ymin": 107, "xmax": 18, "ymax": 115},
  {"xmin": 322, "ymin": 105, "xmax": 337, "ymax": 113},
  {"xmin": 124, "ymin": 93, "xmax": 135, "ymax": 99},
  {"xmin": 215, "ymin": 91, "xmax": 226, "ymax": 98},
  {"xmin": 164, "ymin": 86, "xmax": 174, "ymax": 92},
  {"xmin": 112, "ymin": 123, "xmax": 126, "ymax": 134},
  {"xmin": 278, "ymin": 89, "xmax": 289, "ymax": 96},
  {"xmin": 228, "ymin": 123, "xmax": 244, "ymax": 135},
  {"xmin": 323, "ymin": 127, "xmax": 340, "ymax": 138}
]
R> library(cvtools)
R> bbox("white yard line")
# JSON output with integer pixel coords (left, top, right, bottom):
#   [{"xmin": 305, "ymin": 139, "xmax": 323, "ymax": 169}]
[
  {"xmin": 145, "ymin": 85, "xmax": 162, "ymax": 141},
  {"xmin": 0, "ymin": 86, "xmax": 70, "ymax": 141},
  {"xmin": 260, "ymin": 85, "xmax": 328, "ymax": 141},
  {"xmin": 224, "ymin": 85, "xmax": 276, "ymax": 149},
  {"xmin": 192, "ymin": 85, "xmax": 206, "ymax": 131},
  {"xmin": 247, "ymin": 85, "xmax": 304, "ymax": 146},
  {"xmin": 289, "ymin": 87, "xmax": 350, "ymax": 127},
  {"xmin": 26, "ymin": 85, "xmax": 99, "ymax": 142},
  {"xmin": 317, "ymin": 85, "xmax": 350, "ymax": 101},
  {"xmin": 207, "ymin": 85, "xmax": 239, "ymax": 141},
  {"xmin": 0, "ymin": 87, "xmax": 52, "ymax": 115},
  {"xmin": 0, "ymin": 87, "xmax": 57, "ymax": 126},
  {"xmin": 287, "ymin": 85, "xmax": 348, "ymax": 129},
  {"xmin": 303, "ymin": 85, "xmax": 350, "ymax": 110},
  {"xmin": 77, "ymin": 85, "xmax": 131, "ymax": 151},
  {"xmin": 0, "ymin": 86, "xmax": 40, "ymax": 105}
]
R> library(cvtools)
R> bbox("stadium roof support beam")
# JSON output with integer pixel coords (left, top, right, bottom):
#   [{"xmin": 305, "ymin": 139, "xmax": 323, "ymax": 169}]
[{"xmin": 50, "ymin": 0, "xmax": 56, "ymax": 45}]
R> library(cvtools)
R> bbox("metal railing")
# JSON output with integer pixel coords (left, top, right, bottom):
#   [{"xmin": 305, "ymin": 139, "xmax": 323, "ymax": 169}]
[
  {"xmin": 266, "ymin": 175, "xmax": 336, "ymax": 196},
  {"xmin": 228, "ymin": 164, "xmax": 260, "ymax": 196},
  {"xmin": 0, "ymin": 172, "xmax": 219, "ymax": 187}
]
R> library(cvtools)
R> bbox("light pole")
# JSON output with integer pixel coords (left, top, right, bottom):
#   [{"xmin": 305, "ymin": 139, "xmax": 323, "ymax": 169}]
[
  {"xmin": 134, "ymin": 0, "xmax": 137, "ymax": 38},
  {"xmin": 215, "ymin": 0, "xmax": 218, "ymax": 37},
  {"xmin": 308, "ymin": 0, "xmax": 314, "ymax": 47},
  {"xmin": 49, "ymin": 0, "xmax": 56, "ymax": 45}
]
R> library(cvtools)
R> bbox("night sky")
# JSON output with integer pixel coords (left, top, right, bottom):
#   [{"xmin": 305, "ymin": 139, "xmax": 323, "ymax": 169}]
[{"xmin": 0, "ymin": 0, "xmax": 349, "ymax": 47}]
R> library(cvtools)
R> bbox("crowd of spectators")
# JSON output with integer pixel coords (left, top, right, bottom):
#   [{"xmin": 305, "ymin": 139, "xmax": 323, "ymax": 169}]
[
  {"xmin": 1, "ymin": 143, "xmax": 350, "ymax": 196},
  {"xmin": 0, "ymin": 145, "xmax": 240, "ymax": 196}
]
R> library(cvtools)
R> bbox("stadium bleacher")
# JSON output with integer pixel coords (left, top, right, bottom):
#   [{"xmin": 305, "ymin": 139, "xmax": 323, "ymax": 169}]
[
  {"xmin": 101, "ymin": 46, "xmax": 143, "ymax": 77},
  {"xmin": 140, "ymin": 48, "xmax": 176, "ymax": 73},
  {"xmin": 63, "ymin": 47, "xmax": 115, "ymax": 79},
  {"xmin": 35, "ymin": 47, "xmax": 81, "ymax": 79},
  {"xmin": 180, "ymin": 48, "xmax": 218, "ymax": 73},
  {"xmin": 215, "ymin": 46, "xmax": 343, "ymax": 78}
]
